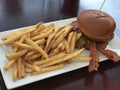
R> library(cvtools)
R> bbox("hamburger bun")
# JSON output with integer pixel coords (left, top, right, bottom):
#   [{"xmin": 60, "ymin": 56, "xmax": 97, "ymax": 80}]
[{"xmin": 77, "ymin": 10, "xmax": 116, "ymax": 42}]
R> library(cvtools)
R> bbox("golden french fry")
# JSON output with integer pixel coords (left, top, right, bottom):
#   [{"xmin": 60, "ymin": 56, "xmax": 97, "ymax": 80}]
[
  {"xmin": 63, "ymin": 25, "xmax": 73, "ymax": 36},
  {"xmin": 22, "ymin": 60, "xmax": 40, "ymax": 72},
  {"xmin": 4, "ymin": 59, "xmax": 16, "ymax": 71},
  {"xmin": 2, "ymin": 31, "xmax": 20, "ymax": 40},
  {"xmin": 44, "ymin": 33, "xmax": 55, "ymax": 52},
  {"xmin": 28, "ymin": 53, "xmax": 41, "ymax": 60},
  {"xmin": 58, "ymin": 41, "xmax": 65, "ymax": 50},
  {"xmin": 67, "ymin": 32, "xmax": 74, "ymax": 45},
  {"xmin": 40, "ymin": 48, "xmax": 85, "ymax": 67},
  {"xmin": 71, "ymin": 32, "xmax": 77, "ymax": 52},
  {"xmin": 34, "ymin": 38, "xmax": 46, "ymax": 45},
  {"xmin": 76, "ymin": 33, "xmax": 82, "ymax": 40},
  {"xmin": 35, "ymin": 22, "xmax": 43, "ymax": 28},
  {"xmin": 25, "ymin": 59, "xmax": 34, "ymax": 65},
  {"xmin": 52, "ymin": 34, "xmax": 65, "ymax": 49},
  {"xmin": 12, "ymin": 62, "xmax": 17, "ymax": 81},
  {"xmin": 17, "ymin": 58, "xmax": 22, "ymax": 79},
  {"xmin": 31, "ymin": 64, "xmax": 64, "ymax": 75},
  {"xmin": 13, "ymin": 42, "xmax": 35, "ymax": 50},
  {"xmin": 31, "ymin": 28, "xmax": 53, "ymax": 41},
  {"xmin": 57, "ymin": 41, "xmax": 64, "ymax": 49},
  {"xmin": 30, "ymin": 22, "xmax": 43, "ymax": 37},
  {"xmin": 54, "ymin": 24, "xmax": 67, "ymax": 33},
  {"xmin": 53, "ymin": 42, "xmax": 64, "ymax": 53},
  {"xmin": 34, "ymin": 53, "xmax": 66, "ymax": 65},
  {"xmin": 74, "ymin": 56, "xmax": 92, "ymax": 61},
  {"xmin": 53, "ymin": 48, "xmax": 60, "ymax": 53},
  {"xmin": 39, "ymin": 23, "xmax": 54, "ymax": 33},
  {"xmin": 21, "ymin": 62, "xmax": 25, "ymax": 78},
  {"xmin": 48, "ymin": 50, "xmax": 65, "ymax": 57},
  {"xmin": 6, "ymin": 49, "xmax": 27, "ymax": 60},
  {"xmin": 54, "ymin": 28, "xmax": 65, "ymax": 39},
  {"xmin": 25, "ymin": 38, "xmax": 48, "ymax": 59},
  {"xmin": 0, "ymin": 28, "xmax": 35, "ymax": 45},
  {"xmin": 64, "ymin": 40, "xmax": 70, "ymax": 53},
  {"xmin": 26, "ymin": 51, "xmax": 37, "ymax": 56},
  {"xmin": 46, "ymin": 39, "xmax": 56, "ymax": 52}
]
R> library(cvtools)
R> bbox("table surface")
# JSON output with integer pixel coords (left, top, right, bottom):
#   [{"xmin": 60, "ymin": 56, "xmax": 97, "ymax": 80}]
[{"xmin": 0, "ymin": 0, "xmax": 120, "ymax": 90}]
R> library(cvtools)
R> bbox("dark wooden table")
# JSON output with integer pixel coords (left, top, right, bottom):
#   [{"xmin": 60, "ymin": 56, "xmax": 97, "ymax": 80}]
[{"xmin": 0, "ymin": 0, "xmax": 120, "ymax": 90}]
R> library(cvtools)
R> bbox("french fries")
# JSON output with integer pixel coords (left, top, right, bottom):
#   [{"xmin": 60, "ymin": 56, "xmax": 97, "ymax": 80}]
[
  {"xmin": 0, "ymin": 22, "xmax": 91, "ymax": 81},
  {"xmin": 40, "ymin": 48, "xmax": 85, "ymax": 68},
  {"xmin": 31, "ymin": 64, "xmax": 64, "ymax": 75},
  {"xmin": 25, "ymin": 38, "xmax": 48, "ymax": 59},
  {"xmin": 0, "ymin": 28, "xmax": 35, "ymax": 45}
]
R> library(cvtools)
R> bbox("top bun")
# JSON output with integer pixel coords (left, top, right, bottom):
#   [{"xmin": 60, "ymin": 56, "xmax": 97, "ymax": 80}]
[{"xmin": 77, "ymin": 10, "xmax": 116, "ymax": 42}]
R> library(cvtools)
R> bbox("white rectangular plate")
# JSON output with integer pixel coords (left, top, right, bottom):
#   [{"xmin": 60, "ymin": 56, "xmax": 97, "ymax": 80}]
[{"xmin": 0, "ymin": 18, "xmax": 120, "ymax": 90}]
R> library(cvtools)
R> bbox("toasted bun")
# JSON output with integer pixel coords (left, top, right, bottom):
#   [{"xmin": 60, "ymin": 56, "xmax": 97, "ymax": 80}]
[{"xmin": 77, "ymin": 10, "xmax": 116, "ymax": 42}]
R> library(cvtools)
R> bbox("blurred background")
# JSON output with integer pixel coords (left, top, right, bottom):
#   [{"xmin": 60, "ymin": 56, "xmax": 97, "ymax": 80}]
[{"xmin": 0, "ymin": 0, "xmax": 119, "ymax": 36}]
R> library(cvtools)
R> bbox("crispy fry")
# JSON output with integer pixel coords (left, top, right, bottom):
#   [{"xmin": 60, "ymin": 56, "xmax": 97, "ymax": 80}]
[
  {"xmin": 54, "ymin": 29, "xmax": 65, "ymax": 39},
  {"xmin": 52, "ymin": 33, "xmax": 66, "ymax": 49},
  {"xmin": 4, "ymin": 59, "xmax": 16, "ymax": 71},
  {"xmin": 2, "ymin": 31, "xmax": 20, "ymax": 40},
  {"xmin": 34, "ymin": 53, "xmax": 66, "ymax": 65},
  {"xmin": 30, "ymin": 22, "xmax": 43, "ymax": 37},
  {"xmin": 26, "ymin": 51, "xmax": 38, "ymax": 57},
  {"xmin": 6, "ymin": 49, "xmax": 27, "ymax": 60},
  {"xmin": 17, "ymin": 58, "xmax": 22, "ymax": 79},
  {"xmin": 44, "ymin": 33, "xmax": 55, "ymax": 52},
  {"xmin": 40, "ymin": 48, "xmax": 85, "ymax": 67},
  {"xmin": 21, "ymin": 62, "xmax": 25, "ymax": 78},
  {"xmin": 28, "ymin": 53, "xmax": 41, "ymax": 60},
  {"xmin": 39, "ymin": 23, "xmax": 54, "ymax": 33},
  {"xmin": 34, "ymin": 38, "xmax": 46, "ymax": 45},
  {"xmin": 54, "ymin": 24, "xmax": 67, "ymax": 33},
  {"xmin": 67, "ymin": 32, "xmax": 74, "ymax": 45},
  {"xmin": 71, "ymin": 32, "xmax": 77, "ymax": 52},
  {"xmin": 13, "ymin": 42, "xmax": 35, "ymax": 50},
  {"xmin": 12, "ymin": 63, "xmax": 17, "ymax": 81},
  {"xmin": 48, "ymin": 51, "xmax": 65, "ymax": 57},
  {"xmin": 53, "ymin": 42, "xmax": 64, "ymax": 53},
  {"xmin": 76, "ymin": 33, "xmax": 82, "ymax": 40},
  {"xmin": 64, "ymin": 40, "xmax": 70, "ymax": 53},
  {"xmin": 31, "ymin": 28, "xmax": 53, "ymax": 41},
  {"xmin": 31, "ymin": 64, "xmax": 64, "ymax": 75}
]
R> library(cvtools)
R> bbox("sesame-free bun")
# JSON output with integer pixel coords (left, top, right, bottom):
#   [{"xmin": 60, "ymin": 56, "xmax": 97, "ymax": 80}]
[{"xmin": 77, "ymin": 10, "xmax": 116, "ymax": 42}]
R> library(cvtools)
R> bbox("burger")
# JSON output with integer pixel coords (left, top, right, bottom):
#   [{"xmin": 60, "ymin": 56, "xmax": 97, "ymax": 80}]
[{"xmin": 74, "ymin": 9, "xmax": 120, "ymax": 72}]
